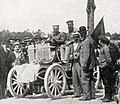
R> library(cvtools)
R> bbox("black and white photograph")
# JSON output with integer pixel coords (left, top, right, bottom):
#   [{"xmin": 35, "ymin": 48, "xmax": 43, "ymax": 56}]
[{"xmin": 0, "ymin": 0, "xmax": 120, "ymax": 104}]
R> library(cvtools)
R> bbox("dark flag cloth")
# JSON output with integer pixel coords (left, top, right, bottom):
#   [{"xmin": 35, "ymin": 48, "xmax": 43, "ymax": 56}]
[{"xmin": 91, "ymin": 17, "xmax": 105, "ymax": 43}]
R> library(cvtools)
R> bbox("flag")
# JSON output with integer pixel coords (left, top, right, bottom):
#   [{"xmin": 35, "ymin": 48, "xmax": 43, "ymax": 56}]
[{"xmin": 91, "ymin": 17, "xmax": 105, "ymax": 42}]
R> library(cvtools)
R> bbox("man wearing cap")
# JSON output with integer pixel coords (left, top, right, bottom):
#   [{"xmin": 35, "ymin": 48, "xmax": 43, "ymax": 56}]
[
  {"xmin": 66, "ymin": 20, "xmax": 77, "ymax": 40},
  {"xmin": 8, "ymin": 42, "xmax": 26, "ymax": 67},
  {"xmin": 78, "ymin": 27, "xmax": 97, "ymax": 101},
  {"xmin": 98, "ymin": 35, "xmax": 115, "ymax": 102},
  {"xmin": 69, "ymin": 32, "xmax": 83, "ymax": 98},
  {"xmin": 46, "ymin": 25, "xmax": 66, "ymax": 46},
  {"xmin": 60, "ymin": 20, "xmax": 77, "ymax": 63}
]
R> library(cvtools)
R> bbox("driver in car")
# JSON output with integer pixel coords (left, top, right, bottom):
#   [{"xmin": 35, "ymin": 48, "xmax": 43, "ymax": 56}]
[{"xmin": 46, "ymin": 25, "xmax": 66, "ymax": 46}]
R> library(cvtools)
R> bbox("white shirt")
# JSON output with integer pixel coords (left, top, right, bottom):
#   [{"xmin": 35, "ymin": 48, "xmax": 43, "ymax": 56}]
[{"xmin": 73, "ymin": 42, "xmax": 78, "ymax": 51}]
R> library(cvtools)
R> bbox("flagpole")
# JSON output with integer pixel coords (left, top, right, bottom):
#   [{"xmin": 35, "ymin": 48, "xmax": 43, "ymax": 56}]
[{"xmin": 86, "ymin": 0, "xmax": 96, "ymax": 35}]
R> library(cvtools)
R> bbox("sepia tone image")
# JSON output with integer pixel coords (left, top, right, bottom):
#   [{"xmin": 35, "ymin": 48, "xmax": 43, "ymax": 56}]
[{"xmin": 0, "ymin": 0, "xmax": 120, "ymax": 104}]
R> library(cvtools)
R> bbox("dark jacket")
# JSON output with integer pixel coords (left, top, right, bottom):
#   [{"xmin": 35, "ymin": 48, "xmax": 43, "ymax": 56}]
[
  {"xmin": 79, "ymin": 36, "xmax": 97, "ymax": 69},
  {"xmin": 99, "ymin": 44, "xmax": 112, "ymax": 68},
  {"xmin": 0, "ymin": 46, "xmax": 8, "ymax": 74},
  {"xmin": 8, "ymin": 51, "xmax": 26, "ymax": 69},
  {"xmin": 109, "ymin": 43, "xmax": 120, "ymax": 64}
]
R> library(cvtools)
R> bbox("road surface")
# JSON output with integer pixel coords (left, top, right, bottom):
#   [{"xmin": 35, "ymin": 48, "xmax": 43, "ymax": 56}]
[{"xmin": 0, "ymin": 90, "xmax": 118, "ymax": 104}]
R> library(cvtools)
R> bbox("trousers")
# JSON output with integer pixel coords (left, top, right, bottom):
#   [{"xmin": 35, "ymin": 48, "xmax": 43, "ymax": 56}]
[
  {"xmin": 60, "ymin": 44, "xmax": 70, "ymax": 61},
  {"xmin": 72, "ymin": 62, "xmax": 82, "ymax": 96},
  {"xmin": 81, "ymin": 68, "xmax": 95, "ymax": 99},
  {"xmin": 0, "ymin": 71, "xmax": 7, "ymax": 99},
  {"xmin": 100, "ymin": 66, "xmax": 114, "ymax": 99}
]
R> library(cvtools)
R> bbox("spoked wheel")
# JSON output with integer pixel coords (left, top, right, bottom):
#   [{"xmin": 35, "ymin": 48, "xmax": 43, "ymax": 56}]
[
  {"xmin": 44, "ymin": 63, "xmax": 66, "ymax": 99},
  {"xmin": 7, "ymin": 68, "xmax": 29, "ymax": 98}
]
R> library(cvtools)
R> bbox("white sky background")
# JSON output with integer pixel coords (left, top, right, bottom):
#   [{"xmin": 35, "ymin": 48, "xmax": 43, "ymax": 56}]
[{"xmin": 0, "ymin": 0, "xmax": 120, "ymax": 34}]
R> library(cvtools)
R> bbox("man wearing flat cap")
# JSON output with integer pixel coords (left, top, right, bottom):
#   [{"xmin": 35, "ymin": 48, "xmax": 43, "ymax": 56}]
[
  {"xmin": 98, "ymin": 35, "xmax": 113, "ymax": 102},
  {"xmin": 68, "ymin": 32, "xmax": 83, "ymax": 98},
  {"xmin": 60, "ymin": 20, "xmax": 77, "ymax": 63},
  {"xmin": 66, "ymin": 20, "xmax": 78, "ymax": 40},
  {"xmin": 8, "ymin": 42, "xmax": 26, "ymax": 67},
  {"xmin": 98, "ymin": 35, "xmax": 120, "ymax": 102}
]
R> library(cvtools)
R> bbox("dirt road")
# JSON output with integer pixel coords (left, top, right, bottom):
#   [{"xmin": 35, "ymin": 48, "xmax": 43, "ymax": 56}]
[{"xmin": 0, "ymin": 90, "xmax": 118, "ymax": 104}]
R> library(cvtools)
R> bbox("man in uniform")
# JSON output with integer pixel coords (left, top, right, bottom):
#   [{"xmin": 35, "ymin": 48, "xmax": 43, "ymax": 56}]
[
  {"xmin": 60, "ymin": 20, "xmax": 77, "ymax": 63},
  {"xmin": 46, "ymin": 25, "xmax": 66, "ymax": 46}
]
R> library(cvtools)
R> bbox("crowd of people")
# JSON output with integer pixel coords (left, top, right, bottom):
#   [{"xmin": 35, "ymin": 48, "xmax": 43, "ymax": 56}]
[
  {"xmin": 0, "ymin": 40, "xmax": 28, "ymax": 99},
  {"xmin": 45, "ymin": 20, "xmax": 120, "ymax": 102},
  {"xmin": 0, "ymin": 20, "xmax": 120, "ymax": 103}
]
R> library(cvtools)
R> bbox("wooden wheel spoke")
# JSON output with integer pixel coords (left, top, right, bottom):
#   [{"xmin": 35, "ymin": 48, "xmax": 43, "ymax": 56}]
[
  {"xmin": 56, "ymin": 71, "xmax": 61, "ymax": 78},
  {"xmin": 48, "ymin": 77, "xmax": 54, "ymax": 84},
  {"xmin": 49, "ymin": 83, "xmax": 54, "ymax": 89},
  {"xmin": 12, "ymin": 81, "xmax": 18, "ymax": 86},
  {"xmin": 13, "ymin": 84, "xmax": 19, "ymax": 91},
  {"xmin": 56, "ymin": 85, "xmax": 60, "ymax": 94},
  {"xmin": 12, "ymin": 78, "xmax": 17, "ymax": 81},
  {"xmin": 54, "ymin": 86, "xmax": 57, "ymax": 96},
  {"xmin": 50, "ymin": 70, "xmax": 54, "ymax": 77},
  {"xmin": 58, "ymin": 75, "xmax": 63, "ymax": 80},
  {"xmin": 17, "ymin": 86, "xmax": 20, "ymax": 94},
  {"xmin": 37, "ymin": 76, "xmax": 42, "ymax": 79},
  {"xmin": 51, "ymin": 85, "xmax": 55, "ymax": 95},
  {"xmin": 13, "ymin": 72, "xmax": 17, "ymax": 78},
  {"xmin": 54, "ymin": 69, "xmax": 57, "ymax": 76},
  {"xmin": 57, "ymin": 84, "xmax": 62, "ymax": 90},
  {"xmin": 20, "ymin": 87, "xmax": 23, "ymax": 95}
]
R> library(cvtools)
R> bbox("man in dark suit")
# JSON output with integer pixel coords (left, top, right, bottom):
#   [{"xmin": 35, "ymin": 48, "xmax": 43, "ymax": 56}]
[
  {"xmin": 0, "ymin": 41, "xmax": 10, "ymax": 99},
  {"xmin": 78, "ymin": 28, "xmax": 97, "ymax": 100}
]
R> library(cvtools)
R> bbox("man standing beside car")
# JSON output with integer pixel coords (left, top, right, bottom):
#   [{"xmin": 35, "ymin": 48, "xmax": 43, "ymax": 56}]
[
  {"xmin": 98, "ymin": 35, "xmax": 114, "ymax": 102},
  {"xmin": 78, "ymin": 30, "xmax": 97, "ymax": 101}
]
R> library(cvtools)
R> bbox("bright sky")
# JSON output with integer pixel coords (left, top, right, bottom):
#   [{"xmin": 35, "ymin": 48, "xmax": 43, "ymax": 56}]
[{"xmin": 0, "ymin": 0, "xmax": 120, "ymax": 34}]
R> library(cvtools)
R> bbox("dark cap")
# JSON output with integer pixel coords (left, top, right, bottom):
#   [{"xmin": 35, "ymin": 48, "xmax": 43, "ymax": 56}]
[
  {"xmin": 66, "ymin": 20, "xmax": 73, "ymax": 24},
  {"xmin": 78, "ymin": 26, "xmax": 87, "ymax": 33},
  {"xmin": 98, "ymin": 35, "xmax": 110, "ymax": 44}
]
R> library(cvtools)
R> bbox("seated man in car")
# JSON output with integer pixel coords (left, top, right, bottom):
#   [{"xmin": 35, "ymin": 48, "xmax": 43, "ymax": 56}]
[
  {"xmin": 45, "ymin": 25, "xmax": 67, "ymax": 62},
  {"xmin": 46, "ymin": 25, "xmax": 66, "ymax": 46},
  {"xmin": 60, "ymin": 20, "xmax": 78, "ymax": 63}
]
